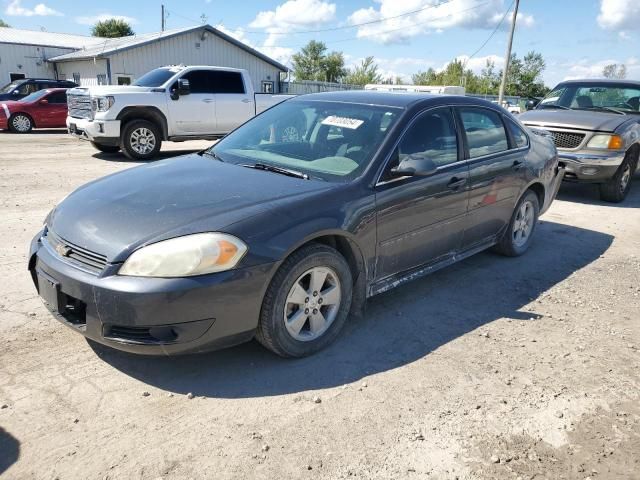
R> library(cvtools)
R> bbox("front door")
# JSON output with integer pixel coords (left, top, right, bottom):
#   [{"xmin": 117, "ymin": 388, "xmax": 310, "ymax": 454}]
[
  {"xmin": 166, "ymin": 70, "xmax": 217, "ymax": 135},
  {"xmin": 212, "ymin": 70, "xmax": 253, "ymax": 134},
  {"xmin": 456, "ymin": 107, "xmax": 528, "ymax": 248},
  {"xmin": 375, "ymin": 107, "xmax": 469, "ymax": 280},
  {"xmin": 38, "ymin": 90, "xmax": 68, "ymax": 127}
]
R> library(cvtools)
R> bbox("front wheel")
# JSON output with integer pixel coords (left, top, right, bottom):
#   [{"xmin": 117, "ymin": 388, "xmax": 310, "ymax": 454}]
[
  {"xmin": 493, "ymin": 190, "xmax": 540, "ymax": 257},
  {"xmin": 90, "ymin": 142, "xmax": 120, "ymax": 153},
  {"xmin": 9, "ymin": 113, "xmax": 33, "ymax": 133},
  {"xmin": 256, "ymin": 244, "xmax": 353, "ymax": 357},
  {"xmin": 121, "ymin": 120, "xmax": 162, "ymax": 160},
  {"xmin": 599, "ymin": 155, "xmax": 634, "ymax": 203}
]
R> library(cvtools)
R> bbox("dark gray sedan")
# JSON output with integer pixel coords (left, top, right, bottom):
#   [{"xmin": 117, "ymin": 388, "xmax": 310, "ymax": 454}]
[{"xmin": 28, "ymin": 92, "xmax": 563, "ymax": 357}]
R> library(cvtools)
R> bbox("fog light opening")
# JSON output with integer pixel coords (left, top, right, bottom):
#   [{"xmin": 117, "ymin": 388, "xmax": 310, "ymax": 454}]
[{"xmin": 581, "ymin": 167, "xmax": 599, "ymax": 176}]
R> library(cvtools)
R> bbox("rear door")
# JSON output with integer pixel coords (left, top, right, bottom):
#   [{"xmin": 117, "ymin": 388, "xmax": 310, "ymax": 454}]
[
  {"xmin": 456, "ymin": 107, "xmax": 528, "ymax": 249},
  {"xmin": 166, "ymin": 70, "xmax": 217, "ymax": 135},
  {"xmin": 374, "ymin": 107, "xmax": 470, "ymax": 280},
  {"xmin": 212, "ymin": 71, "xmax": 253, "ymax": 133}
]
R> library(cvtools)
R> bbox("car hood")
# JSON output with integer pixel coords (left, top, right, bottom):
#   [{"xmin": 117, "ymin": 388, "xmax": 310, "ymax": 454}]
[
  {"xmin": 67, "ymin": 85, "xmax": 155, "ymax": 96},
  {"xmin": 48, "ymin": 154, "xmax": 334, "ymax": 262},
  {"xmin": 0, "ymin": 100, "xmax": 23, "ymax": 110},
  {"xmin": 519, "ymin": 109, "xmax": 625, "ymax": 132}
]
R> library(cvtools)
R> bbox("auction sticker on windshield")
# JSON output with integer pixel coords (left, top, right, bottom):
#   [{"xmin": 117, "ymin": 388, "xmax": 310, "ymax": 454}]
[{"xmin": 321, "ymin": 115, "xmax": 364, "ymax": 129}]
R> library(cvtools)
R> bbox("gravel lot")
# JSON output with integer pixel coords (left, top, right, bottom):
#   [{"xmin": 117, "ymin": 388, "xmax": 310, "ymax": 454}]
[{"xmin": 1, "ymin": 130, "xmax": 639, "ymax": 480}]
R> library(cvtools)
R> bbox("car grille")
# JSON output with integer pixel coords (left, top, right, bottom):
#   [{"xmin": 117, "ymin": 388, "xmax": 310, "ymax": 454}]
[
  {"xmin": 547, "ymin": 130, "xmax": 585, "ymax": 149},
  {"xmin": 44, "ymin": 230, "xmax": 107, "ymax": 274},
  {"xmin": 67, "ymin": 93, "xmax": 93, "ymax": 119}
]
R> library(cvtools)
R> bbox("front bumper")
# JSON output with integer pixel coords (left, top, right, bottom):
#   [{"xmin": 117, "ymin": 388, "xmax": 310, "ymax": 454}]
[
  {"xmin": 558, "ymin": 150, "xmax": 625, "ymax": 183},
  {"xmin": 66, "ymin": 116, "xmax": 121, "ymax": 146},
  {"xmin": 28, "ymin": 230, "xmax": 276, "ymax": 355}
]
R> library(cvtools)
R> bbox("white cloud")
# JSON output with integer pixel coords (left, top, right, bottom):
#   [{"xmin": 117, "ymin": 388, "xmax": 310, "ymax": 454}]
[
  {"xmin": 5, "ymin": 0, "xmax": 62, "ymax": 16},
  {"xmin": 348, "ymin": 0, "xmax": 533, "ymax": 45},
  {"xmin": 561, "ymin": 57, "xmax": 640, "ymax": 80},
  {"xmin": 215, "ymin": 23, "xmax": 294, "ymax": 68},
  {"xmin": 597, "ymin": 0, "xmax": 640, "ymax": 30},
  {"xmin": 75, "ymin": 14, "xmax": 138, "ymax": 26}
]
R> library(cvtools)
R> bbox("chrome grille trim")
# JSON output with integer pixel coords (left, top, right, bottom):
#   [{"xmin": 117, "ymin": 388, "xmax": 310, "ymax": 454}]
[
  {"xmin": 67, "ymin": 93, "xmax": 93, "ymax": 120},
  {"xmin": 44, "ymin": 230, "xmax": 107, "ymax": 274}
]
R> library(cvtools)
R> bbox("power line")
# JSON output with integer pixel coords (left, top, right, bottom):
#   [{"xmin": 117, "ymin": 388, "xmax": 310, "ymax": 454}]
[{"xmin": 466, "ymin": 0, "xmax": 514, "ymax": 63}]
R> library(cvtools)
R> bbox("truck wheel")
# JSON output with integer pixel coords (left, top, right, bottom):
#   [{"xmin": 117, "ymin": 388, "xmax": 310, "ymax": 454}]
[
  {"xmin": 9, "ymin": 113, "xmax": 33, "ymax": 133},
  {"xmin": 121, "ymin": 120, "xmax": 162, "ymax": 160},
  {"xmin": 599, "ymin": 155, "xmax": 634, "ymax": 203},
  {"xmin": 90, "ymin": 142, "xmax": 120, "ymax": 153},
  {"xmin": 493, "ymin": 190, "xmax": 540, "ymax": 257},
  {"xmin": 255, "ymin": 244, "xmax": 353, "ymax": 357}
]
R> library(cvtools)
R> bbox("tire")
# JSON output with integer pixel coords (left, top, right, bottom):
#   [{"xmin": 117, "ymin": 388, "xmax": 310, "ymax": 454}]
[
  {"xmin": 9, "ymin": 113, "xmax": 33, "ymax": 133},
  {"xmin": 493, "ymin": 190, "xmax": 540, "ymax": 257},
  {"xmin": 256, "ymin": 243, "xmax": 353, "ymax": 357},
  {"xmin": 90, "ymin": 142, "xmax": 120, "ymax": 153},
  {"xmin": 120, "ymin": 119, "xmax": 162, "ymax": 160},
  {"xmin": 598, "ymin": 154, "xmax": 635, "ymax": 203}
]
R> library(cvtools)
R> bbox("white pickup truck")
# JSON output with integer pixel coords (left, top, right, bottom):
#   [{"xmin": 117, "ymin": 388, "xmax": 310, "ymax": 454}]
[{"xmin": 66, "ymin": 66, "xmax": 294, "ymax": 160}]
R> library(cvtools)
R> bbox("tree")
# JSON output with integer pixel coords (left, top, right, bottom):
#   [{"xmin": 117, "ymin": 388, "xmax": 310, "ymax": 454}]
[
  {"xmin": 0, "ymin": 18, "xmax": 10, "ymax": 27},
  {"xmin": 412, "ymin": 68, "xmax": 438, "ymax": 85},
  {"xmin": 291, "ymin": 41, "xmax": 346, "ymax": 83},
  {"xmin": 345, "ymin": 56, "xmax": 381, "ymax": 86},
  {"xmin": 91, "ymin": 18, "xmax": 134, "ymax": 38},
  {"xmin": 602, "ymin": 63, "xmax": 627, "ymax": 79}
]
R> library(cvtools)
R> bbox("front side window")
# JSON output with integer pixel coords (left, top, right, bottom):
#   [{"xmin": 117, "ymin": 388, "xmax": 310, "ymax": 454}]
[
  {"xmin": 210, "ymin": 100, "xmax": 401, "ymax": 182},
  {"xmin": 181, "ymin": 70, "xmax": 215, "ymax": 94},
  {"xmin": 398, "ymin": 108, "xmax": 458, "ymax": 167},
  {"xmin": 47, "ymin": 91, "xmax": 67, "ymax": 104},
  {"xmin": 17, "ymin": 82, "xmax": 36, "ymax": 95},
  {"xmin": 459, "ymin": 108, "xmax": 508, "ymax": 158}
]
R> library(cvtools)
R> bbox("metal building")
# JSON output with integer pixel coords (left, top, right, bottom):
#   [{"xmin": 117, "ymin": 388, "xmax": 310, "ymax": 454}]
[
  {"xmin": 0, "ymin": 27, "xmax": 102, "ymax": 84},
  {"xmin": 49, "ymin": 25, "xmax": 288, "ymax": 93}
]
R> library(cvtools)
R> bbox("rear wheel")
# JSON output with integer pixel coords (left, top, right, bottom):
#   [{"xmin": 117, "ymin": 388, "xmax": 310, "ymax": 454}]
[
  {"xmin": 90, "ymin": 142, "xmax": 120, "ymax": 153},
  {"xmin": 9, "ymin": 113, "xmax": 33, "ymax": 133},
  {"xmin": 256, "ymin": 244, "xmax": 353, "ymax": 357},
  {"xmin": 493, "ymin": 190, "xmax": 540, "ymax": 257},
  {"xmin": 599, "ymin": 154, "xmax": 635, "ymax": 203},
  {"xmin": 121, "ymin": 119, "xmax": 162, "ymax": 160}
]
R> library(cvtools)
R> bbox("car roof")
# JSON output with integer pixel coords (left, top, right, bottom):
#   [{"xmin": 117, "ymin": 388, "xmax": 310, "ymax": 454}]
[
  {"xmin": 290, "ymin": 90, "xmax": 501, "ymax": 110},
  {"xmin": 557, "ymin": 78, "xmax": 640, "ymax": 87}
]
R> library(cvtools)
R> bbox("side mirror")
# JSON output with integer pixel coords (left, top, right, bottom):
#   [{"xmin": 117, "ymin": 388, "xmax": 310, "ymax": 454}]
[
  {"xmin": 39, "ymin": 99, "xmax": 49, "ymax": 105},
  {"xmin": 390, "ymin": 155, "xmax": 438, "ymax": 177},
  {"xmin": 12, "ymin": 90, "xmax": 20, "ymax": 95},
  {"xmin": 526, "ymin": 100, "xmax": 536, "ymax": 111}
]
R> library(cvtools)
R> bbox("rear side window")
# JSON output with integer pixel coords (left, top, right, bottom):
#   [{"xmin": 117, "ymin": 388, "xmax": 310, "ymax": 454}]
[
  {"xmin": 459, "ymin": 108, "xmax": 508, "ymax": 158},
  {"xmin": 210, "ymin": 71, "xmax": 245, "ymax": 94},
  {"xmin": 505, "ymin": 118, "xmax": 528, "ymax": 148}
]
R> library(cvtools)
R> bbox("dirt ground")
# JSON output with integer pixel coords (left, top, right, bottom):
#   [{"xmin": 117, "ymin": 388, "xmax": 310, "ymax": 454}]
[{"xmin": 0, "ymin": 130, "xmax": 639, "ymax": 480}]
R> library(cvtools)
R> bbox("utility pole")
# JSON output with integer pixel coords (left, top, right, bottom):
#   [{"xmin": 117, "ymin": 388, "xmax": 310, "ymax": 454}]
[
  {"xmin": 498, "ymin": 0, "xmax": 519, "ymax": 105},
  {"xmin": 161, "ymin": 4, "xmax": 165, "ymax": 31}
]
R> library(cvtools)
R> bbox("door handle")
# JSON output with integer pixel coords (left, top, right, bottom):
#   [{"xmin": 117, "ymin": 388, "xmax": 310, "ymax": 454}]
[
  {"xmin": 241, "ymin": 98, "xmax": 250, "ymax": 103},
  {"xmin": 447, "ymin": 177, "xmax": 467, "ymax": 190},
  {"xmin": 202, "ymin": 98, "xmax": 215, "ymax": 103},
  {"xmin": 512, "ymin": 160, "xmax": 524, "ymax": 170}
]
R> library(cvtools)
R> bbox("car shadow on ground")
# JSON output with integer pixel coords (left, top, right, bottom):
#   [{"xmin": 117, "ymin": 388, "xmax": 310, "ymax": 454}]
[
  {"xmin": 557, "ymin": 175, "xmax": 640, "ymax": 208},
  {"xmin": 0, "ymin": 427, "xmax": 20, "ymax": 476},
  {"xmin": 91, "ymin": 220, "xmax": 613, "ymax": 399},
  {"xmin": 1, "ymin": 128, "xmax": 66, "ymax": 135},
  {"xmin": 92, "ymin": 149, "xmax": 206, "ymax": 163}
]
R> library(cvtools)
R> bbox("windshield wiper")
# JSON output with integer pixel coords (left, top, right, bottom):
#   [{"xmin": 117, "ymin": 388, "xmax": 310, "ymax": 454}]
[
  {"xmin": 581, "ymin": 106, "xmax": 626, "ymax": 115},
  {"xmin": 201, "ymin": 150, "xmax": 225, "ymax": 162},
  {"xmin": 537, "ymin": 104, "xmax": 570, "ymax": 110},
  {"xmin": 242, "ymin": 163, "xmax": 309, "ymax": 180}
]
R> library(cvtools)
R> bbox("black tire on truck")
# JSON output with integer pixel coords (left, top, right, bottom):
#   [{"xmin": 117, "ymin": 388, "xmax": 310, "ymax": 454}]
[
  {"xmin": 90, "ymin": 142, "xmax": 120, "ymax": 153},
  {"xmin": 120, "ymin": 119, "xmax": 162, "ymax": 160},
  {"xmin": 598, "ymin": 153, "xmax": 636, "ymax": 203}
]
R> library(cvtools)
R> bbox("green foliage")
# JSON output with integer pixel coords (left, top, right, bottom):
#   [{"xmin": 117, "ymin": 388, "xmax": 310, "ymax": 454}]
[
  {"xmin": 0, "ymin": 18, "xmax": 10, "ymax": 27},
  {"xmin": 345, "ymin": 56, "xmax": 382, "ymax": 86},
  {"xmin": 602, "ymin": 63, "xmax": 627, "ymax": 79},
  {"xmin": 91, "ymin": 18, "xmax": 135, "ymax": 38},
  {"xmin": 291, "ymin": 41, "xmax": 347, "ymax": 83}
]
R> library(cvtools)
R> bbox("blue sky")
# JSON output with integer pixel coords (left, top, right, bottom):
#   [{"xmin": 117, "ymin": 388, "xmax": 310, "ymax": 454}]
[{"xmin": 2, "ymin": 0, "xmax": 638, "ymax": 86}]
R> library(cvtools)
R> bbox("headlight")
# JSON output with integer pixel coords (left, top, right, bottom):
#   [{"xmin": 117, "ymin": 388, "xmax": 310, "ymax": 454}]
[
  {"xmin": 587, "ymin": 134, "xmax": 624, "ymax": 149},
  {"xmin": 91, "ymin": 96, "xmax": 115, "ymax": 112},
  {"xmin": 118, "ymin": 233, "xmax": 247, "ymax": 277}
]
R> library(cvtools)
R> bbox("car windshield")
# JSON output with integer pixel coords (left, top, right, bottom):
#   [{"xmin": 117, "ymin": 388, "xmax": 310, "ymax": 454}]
[
  {"xmin": 19, "ymin": 90, "xmax": 50, "ymax": 103},
  {"xmin": 0, "ymin": 82, "xmax": 20, "ymax": 94},
  {"xmin": 538, "ymin": 82, "xmax": 640, "ymax": 114},
  {"xmin": 209, "ymin": 100, "xmax": 402, "ymax": 182},
  {"xmin": 133, "ymin": 68, "xmax": 180, "ymax": 87}
]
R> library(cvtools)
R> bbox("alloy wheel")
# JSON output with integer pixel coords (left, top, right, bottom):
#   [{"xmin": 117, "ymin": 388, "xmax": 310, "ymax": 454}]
[
  {"xmin": 130, "ymin": 127, "xmax": 156, "ymax": 155},
  {"xmin": 12, "ymin": 114, "xmax": 31, "ymax": 132},
  {"xmin": 512, "ymin": 200, "xmax": 534, "ymax": 247},
  {"xmin": 283, "ymin": 266, "xmax": 341, "ymax": 341}
]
